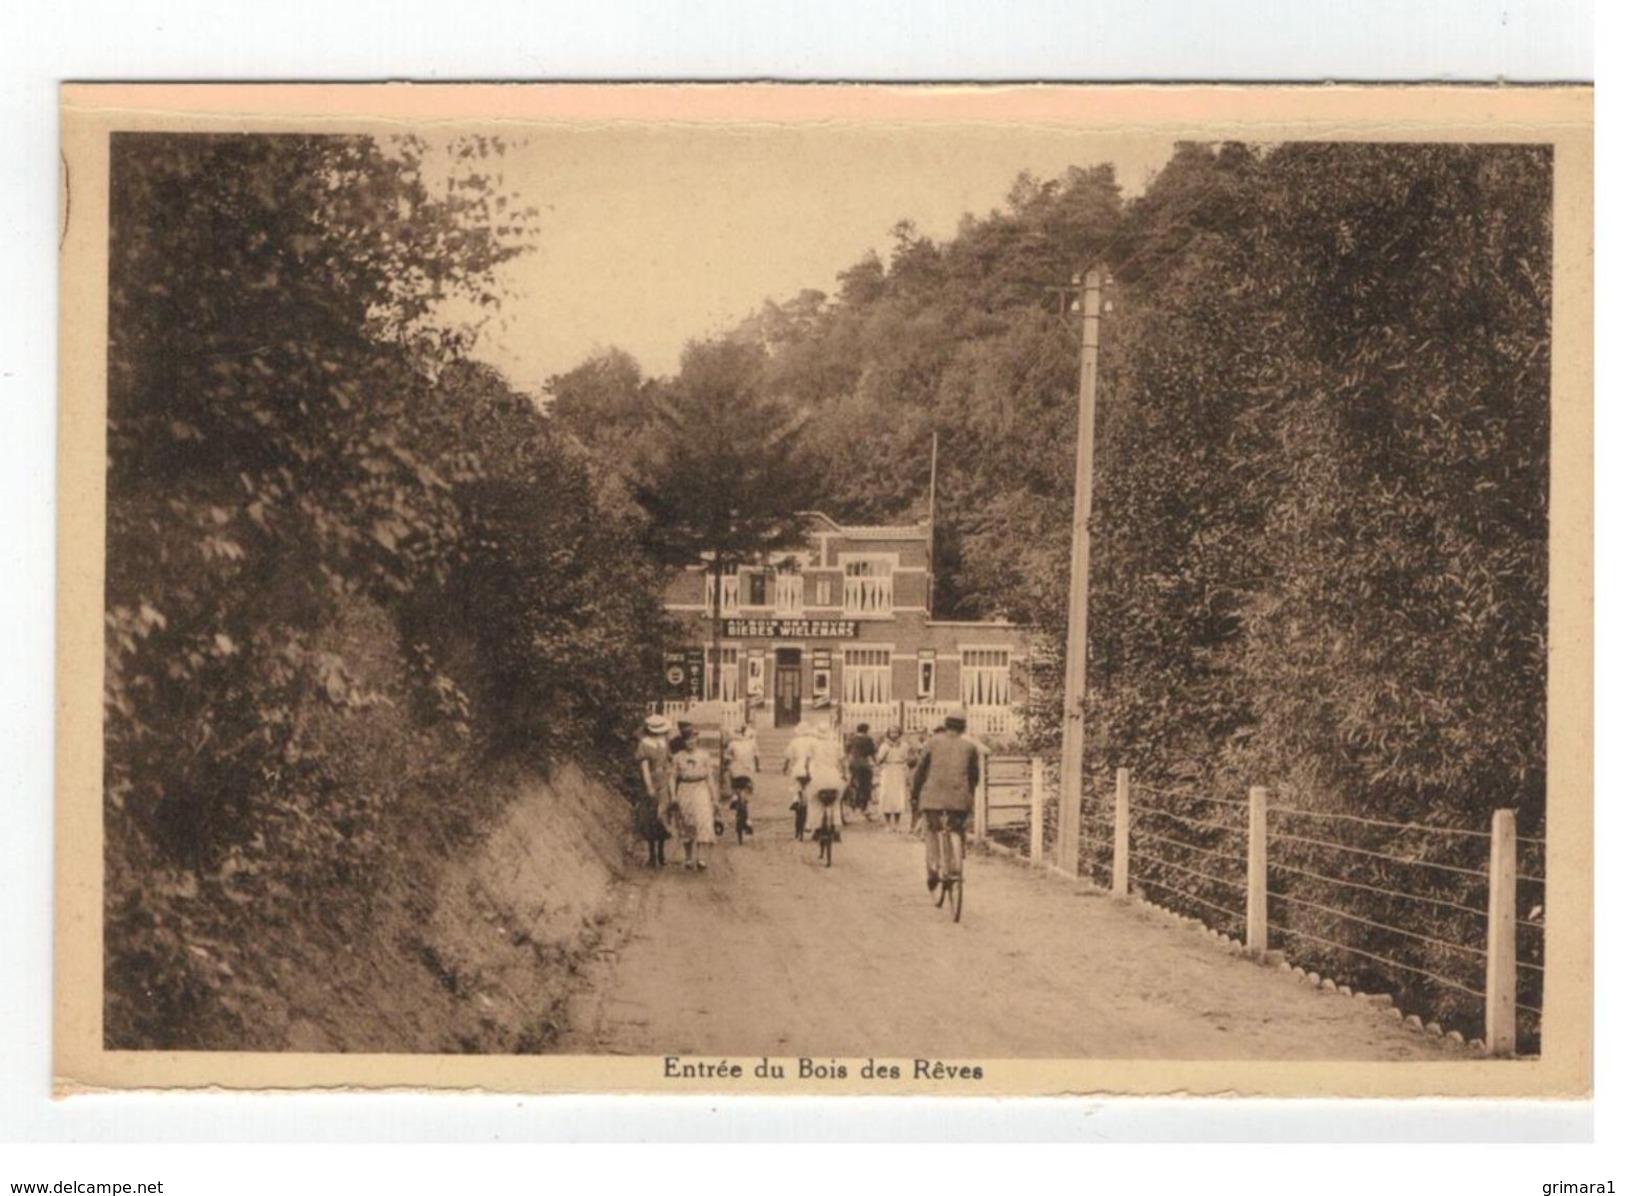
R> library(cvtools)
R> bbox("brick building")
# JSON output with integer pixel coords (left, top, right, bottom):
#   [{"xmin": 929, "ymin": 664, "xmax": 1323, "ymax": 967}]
[{"xmin": 653, "ymin": 512, "xmax": 1028, "ymax": 741}]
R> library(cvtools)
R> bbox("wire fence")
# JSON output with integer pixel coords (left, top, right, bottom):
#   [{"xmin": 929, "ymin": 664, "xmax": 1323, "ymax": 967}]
[
  {"xmin": 1127, "ymin": 789, "xmax": 1251, "ymax": 944},
  {"xmin": 978, "ymin": 753, "xmax": 1545, "ymax": 1053}
]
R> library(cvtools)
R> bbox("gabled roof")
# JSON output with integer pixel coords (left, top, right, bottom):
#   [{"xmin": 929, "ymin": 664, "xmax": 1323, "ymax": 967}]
[{"xmin": 799, "ymin": 510, "xmax": 928, "ymax": 541}]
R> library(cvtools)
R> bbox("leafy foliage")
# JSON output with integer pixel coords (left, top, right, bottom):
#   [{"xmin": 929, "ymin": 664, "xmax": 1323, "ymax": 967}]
[{"xmin": 103, "ymin": 134, "xmax": 666, "ymax": 1047}]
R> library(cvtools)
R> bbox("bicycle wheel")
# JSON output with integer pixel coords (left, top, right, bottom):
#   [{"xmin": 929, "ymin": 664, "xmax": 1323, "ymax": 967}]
[
  {"xmin": 934, "ymin": 872, "xmax": 948, "ymax": 907},
  {"xmin": 822, "ymin": 819, "xmax": 834, "ymax": 867},
  {"xmin": 949, "ymin": 873, "xmax": 963, "ymax": 922}
]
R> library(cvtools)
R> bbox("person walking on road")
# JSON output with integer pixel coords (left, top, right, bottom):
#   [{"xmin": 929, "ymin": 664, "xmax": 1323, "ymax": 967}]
[
  {"xmin": 633, "ymin": 714, "xmax": 675, "ymax": 868},
  {"xmin": 875, "ymin": 725, "xmax": 909, "ymax": 831},
  {"xmin": 783, "ymin": 719, "xmax": 817, "ymax": 841},
  {"xmin": 846, "ymin": 722, "xmax": 878, "ymax": 819},
  {"xmin": 909, "ymin": 705, "xmax": 980, "ymax": 893},
  {"xmin": 670, "ymin": 724, "xmax": 719, "ymax": 871}
]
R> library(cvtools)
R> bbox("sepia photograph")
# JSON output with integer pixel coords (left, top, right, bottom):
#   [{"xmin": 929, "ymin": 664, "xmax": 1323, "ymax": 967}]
[{"xmin": 54, "ymin": 83, "xmax": 1592, "ymax": 1097}]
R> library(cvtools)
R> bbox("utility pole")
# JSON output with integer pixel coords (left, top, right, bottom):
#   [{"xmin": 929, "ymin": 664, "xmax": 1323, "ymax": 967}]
[
  {"xmin": 1056, "ymin": 268, "xmax": 1102, "ymax": 877},
  {"xmin": 926, "ymin": 431, "xmax": 939, "ymax": 618}
]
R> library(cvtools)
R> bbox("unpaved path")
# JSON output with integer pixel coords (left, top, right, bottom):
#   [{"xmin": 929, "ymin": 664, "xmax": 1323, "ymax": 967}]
[{"xmin": 561, "ymin": 769, "xmax": 1456, "ymax": 1060}]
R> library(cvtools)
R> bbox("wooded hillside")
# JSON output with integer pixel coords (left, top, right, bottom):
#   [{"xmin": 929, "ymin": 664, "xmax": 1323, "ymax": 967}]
[
  {"xmin": 551, "ymin": 142, "xmax": 1551, "ymax": 1037},
  {"xmin": 555, "ymin": 142, "xmax": 1550, "ymax": 825}
]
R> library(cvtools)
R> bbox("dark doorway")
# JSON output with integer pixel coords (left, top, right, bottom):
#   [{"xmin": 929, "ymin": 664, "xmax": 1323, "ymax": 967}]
[{"xmin": 773, "ymin": 648, "xmax": 803, "ymax": 727}]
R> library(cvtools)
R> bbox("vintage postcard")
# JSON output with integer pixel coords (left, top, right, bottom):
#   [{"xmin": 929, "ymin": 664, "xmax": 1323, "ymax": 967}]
[{"xmin": 56, "ymin": 83, "xmax": 1592, "ymax": 1097}]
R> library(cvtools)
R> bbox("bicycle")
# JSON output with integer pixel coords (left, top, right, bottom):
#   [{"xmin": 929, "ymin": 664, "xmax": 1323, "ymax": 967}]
[
  {"xmin": 730, "ymin": 778, "xmax": 753, "ymax": 845},
  {"xmin": 812, "ymin": 788, "xmax": 841, "ymax": 867},
  {"xmin": 789, "ymin": 775, "xmax": 809, "ymax": 841},
  {"xmin": 928, "ymin": 811, "xmax": 967, "ymax": 922}
]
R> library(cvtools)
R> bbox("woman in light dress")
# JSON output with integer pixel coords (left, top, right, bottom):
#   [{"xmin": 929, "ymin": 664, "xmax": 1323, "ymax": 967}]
[
  {"xmin": 670, "ymin": 724, "xmax": 719, "ymax": 871},
  {"xmin": 805, "ymin": 716, "xmax": 848, "ymax": 846},
  {"xmin": 875, "ymin": 724, "xmax": 910, "ymax": 831}
]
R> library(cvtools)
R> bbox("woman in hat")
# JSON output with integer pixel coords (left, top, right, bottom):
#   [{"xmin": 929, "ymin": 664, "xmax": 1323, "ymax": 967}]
[
  {"xmin": 805, "ymin": 715, "xmax": 848, "ymax": 848},
  {"xmin": 670, "ymin": 723, "xmax": 720, "ymax": 871},
  {"xmin": 874, "ymin": 724, "xmax": 910, "ymax": 832},
  {"xmin": 633, "ymin": 714, "xmax": 674, "ymax": 868}
]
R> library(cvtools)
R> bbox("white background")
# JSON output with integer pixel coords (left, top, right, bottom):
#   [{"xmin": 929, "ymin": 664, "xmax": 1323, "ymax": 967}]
[{"xmin": 0, "ymin": 0, "xmax": 1606, "ymax": 1184}]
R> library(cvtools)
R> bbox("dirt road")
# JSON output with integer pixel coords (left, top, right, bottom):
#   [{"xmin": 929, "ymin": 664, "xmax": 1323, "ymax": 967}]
[{"xmin": 561, "ymin": 769, "xmax": 1456, "ymax": 1060}]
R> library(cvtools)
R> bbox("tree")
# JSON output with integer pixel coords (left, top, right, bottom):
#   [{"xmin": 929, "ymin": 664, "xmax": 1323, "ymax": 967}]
[
  {"xmin": 409, "ymin": 360, "xmax": 670, "ymax": 761},
  {"xmin": 106, "ymin": 132, "xmax": 535, "ymax": 867},
  {"xmin": 1077, "ymin": 141, "xmax": 1550, "ymax": 1037},
  {"xmin": 99, "ymin": 132, "xmax": 696, "ymax": 1047},
  {"xmin": 1230, "ymin": 143, "xmax": 1551, "ymax": 818},
  {"xmin": 631, "ymin": 338, "xmax": 815, "ymax": 694},
  {"xmin": 544, "ymin": 346, "xmax": 656, "ymax": 466}
]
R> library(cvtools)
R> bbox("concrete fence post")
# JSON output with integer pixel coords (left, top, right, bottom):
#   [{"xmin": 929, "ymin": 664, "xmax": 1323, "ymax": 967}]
[
  {"xmin": 1029, "ymin": 757, "xmax": 1044, "ymax": 864},
  {"xmin": 973, "ymin": 749, "xmax": 989, "ymax": 841},
  {"xmin": 1112, "ymin": 767, "xmax": 1130, "ymax": 897},
  {"xmin": 1247, "ymin": 786, "xmax": 1268, "ymax": 955},
  {"xmin": 1486, "ymin": 808, "xmax": 1518, "ymax": 1057}
]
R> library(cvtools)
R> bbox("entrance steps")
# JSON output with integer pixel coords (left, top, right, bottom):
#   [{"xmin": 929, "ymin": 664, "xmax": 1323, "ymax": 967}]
[{"xmin": 752, "ymin": 724, "xmax": 804, "ymax": 771}]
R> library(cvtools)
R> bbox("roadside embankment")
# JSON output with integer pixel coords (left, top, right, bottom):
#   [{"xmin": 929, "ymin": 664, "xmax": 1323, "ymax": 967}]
[{"xmin": 141, "ymin": 761, "xmax": 637, "ymax": 1055}]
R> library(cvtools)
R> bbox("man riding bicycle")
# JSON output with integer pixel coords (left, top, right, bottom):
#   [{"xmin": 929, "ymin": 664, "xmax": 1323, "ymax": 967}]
[{"xmin": 908, "ymin": 703, "xmax": 980, "ymax": 893}]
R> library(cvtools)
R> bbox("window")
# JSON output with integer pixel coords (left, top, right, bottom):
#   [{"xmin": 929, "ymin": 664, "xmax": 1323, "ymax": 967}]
[
  {"xmin": 774, "ymin": 571, "xmax": 803, "ymax": 612},
  {"xmin": 747, "ymin": 570, "xmax": 769, "ymax": 607},
  {"xmin": 703, "ymin": 567, "xmax": 740, "ymax": 614},
  {"xmin": 746, "ymin": 652, "xmax": 765, "ymax": 699},
  {"xmin": 813, "ymin": 576, "xmax": 833, "ymax": 607},
  {"xmin": 960, "ymin": 648, "xmax": 1011, "ymax": 707},
  {"xmin": 842, "ymin": 647, "xmax": 893, "ymax": 704},
  {"xmin": 842, "ymin": 557, "xmax": 895, "ymax": 615},
  {"xmin": 706, "ymin": 646, "xmax": 740, "ymax": 702},
  {"xmin": 917, "ymin": 650, "xmax": 936, "ymax": 700}
]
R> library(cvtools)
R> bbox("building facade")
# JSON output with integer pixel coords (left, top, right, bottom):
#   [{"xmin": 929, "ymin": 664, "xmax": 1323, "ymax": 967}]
[{"xmin": 654, "ymin": 513, "xmax": 1028, "ymax": 741}]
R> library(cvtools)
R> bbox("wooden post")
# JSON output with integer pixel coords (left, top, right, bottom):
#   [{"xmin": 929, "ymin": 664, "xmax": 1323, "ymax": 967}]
[
  {"xmin": 1486, "ymin": 808, "xmax": 1518, "ymax": 1057},
  {"xmin": 1247, "ymin": 786, "xmax": 1268, "ymax": 955},
  {"xmin": 1029, "ymin": 757, "xmax": 1044, "ymax": 864},
  {"xmin": 974, "ymin": 749, "xmax": 989, "ymax": 841},
  {"xmin": 1055, "ymin": 268, "xmax": 1103, "ymax": 877},
  {"xmin": 1111, "ymin": 767, "xmax": 1130, "ymax": 897}
]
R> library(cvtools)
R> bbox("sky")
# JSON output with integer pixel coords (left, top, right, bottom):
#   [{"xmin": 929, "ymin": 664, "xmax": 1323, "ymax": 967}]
[{"xmin": 448, "ymin": 125, "xmax": 1178, "ymax": 393}]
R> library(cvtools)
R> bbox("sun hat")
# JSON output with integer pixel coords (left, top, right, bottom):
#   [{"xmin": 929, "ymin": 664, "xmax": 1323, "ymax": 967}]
[{"xmin": 644, "ymin": 713, "xmax": 673, "ymax": 736}]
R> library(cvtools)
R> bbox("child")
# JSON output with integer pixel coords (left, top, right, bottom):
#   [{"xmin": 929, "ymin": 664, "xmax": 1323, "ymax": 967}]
[{"xmin": 724, "ymin": 724, "xmax": 759, "ymax": 840}]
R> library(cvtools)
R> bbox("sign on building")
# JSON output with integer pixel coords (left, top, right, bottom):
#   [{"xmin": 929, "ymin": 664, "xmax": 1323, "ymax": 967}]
[
  {"xmin": 663, "ymin": 648, "xmax": 706, "ymax": 700},
  {"xmin": 722, "ymin": 618, "xmax": 858, "ymax": 639}
]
